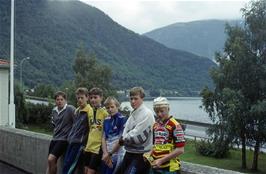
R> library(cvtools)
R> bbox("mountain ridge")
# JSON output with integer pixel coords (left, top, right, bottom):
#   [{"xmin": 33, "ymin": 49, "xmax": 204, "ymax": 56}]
[
  {"xmin": 144, "ymin": 19, "xmax": 242, "ymax": 59},
  {"xmin": 0, "ymin": 0, "xmax": 215, "ymax": 96}
]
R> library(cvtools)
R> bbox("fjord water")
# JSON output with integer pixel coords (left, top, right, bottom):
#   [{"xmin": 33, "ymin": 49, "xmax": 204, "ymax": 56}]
[{"xmin": 121, "ymin": 97, "xmax": 211, "ymax": 124}]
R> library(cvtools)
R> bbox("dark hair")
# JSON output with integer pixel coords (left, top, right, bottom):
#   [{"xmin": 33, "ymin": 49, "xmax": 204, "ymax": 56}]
[
  {"xmin": 104, "ymin": 96, "xmax": 120, "ymax": 107},
  {"xmin": 75, "ymin": 87, "xmax": 89, "ymax": 96},
  {"xmin": 129, "ymin": 87, "xmax": 145, "ymax": 98},
  {"xmin": 54, "ymin": 91, "xmax": 67, "ymax": 100},
  {"xmin": 89, "ymin": 87, "xmax": 103, "ymax": 97}
]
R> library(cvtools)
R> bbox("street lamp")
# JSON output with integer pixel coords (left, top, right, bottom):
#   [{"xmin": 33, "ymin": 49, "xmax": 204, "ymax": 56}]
[
  {"xmin": 20, "ymin": 57, "xmax": 30, "ymax": 91},
  {"xmin": 9, "ymin": 0, "xmax": 15, "ymax": 128}
]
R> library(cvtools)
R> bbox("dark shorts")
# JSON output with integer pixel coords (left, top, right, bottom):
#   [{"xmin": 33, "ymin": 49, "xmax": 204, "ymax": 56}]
[
  {"xmin": 83, "ymin": 151, "xmax": 102, "ymax": 170},
  {"xmin": 114, "ymin": 152, "xmax": 150, "ymax": 174},
  {"xmin": 48, "ymin": 140, "xmax": 68, "ymax": 158}
]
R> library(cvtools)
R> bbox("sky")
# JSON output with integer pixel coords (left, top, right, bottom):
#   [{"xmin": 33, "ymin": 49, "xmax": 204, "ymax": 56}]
[{"xmin": 80, "ymin": 0, "xmax": 248, "ymax": 34}]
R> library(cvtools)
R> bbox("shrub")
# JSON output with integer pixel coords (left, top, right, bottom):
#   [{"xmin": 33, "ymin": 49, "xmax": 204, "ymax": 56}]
[
  {"xmin": 195, "ymin": 139, "xmax": 230, "ymax": 158},
  {"xmin": 26, "ymin": 102, "xmax": 54, "ymax": 131}
]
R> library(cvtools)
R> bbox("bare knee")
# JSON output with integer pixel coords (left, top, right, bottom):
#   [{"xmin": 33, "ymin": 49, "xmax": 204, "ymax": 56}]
[
  {"xmin": 48, "ymin": 154, "xmax": 57, "ymax": 166},
  {"xmin": 85, "ymin": 167, "xmax": 96, "ymax": 174}
]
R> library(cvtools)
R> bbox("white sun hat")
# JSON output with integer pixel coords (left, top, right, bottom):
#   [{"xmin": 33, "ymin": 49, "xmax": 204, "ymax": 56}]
[{"xmin": 153, "ymin": 97, "xmax": 169, "ymax": 108}]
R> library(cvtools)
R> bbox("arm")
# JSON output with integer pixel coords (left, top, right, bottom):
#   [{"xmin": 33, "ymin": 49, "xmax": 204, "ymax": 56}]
[
  {"xmin": 123, "ymin": 112, "xmax": 154, "ymax": 145},
  {"xmin": 102, "ymin": 135, "xmax": 113, "ymax": 168},
  {"xmin": 152, "ymin": 147, "xmax": 184, "ymax": 168}
]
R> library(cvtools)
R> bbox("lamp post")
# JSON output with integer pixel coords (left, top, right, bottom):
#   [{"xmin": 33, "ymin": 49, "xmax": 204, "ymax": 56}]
[
  {"xmin": 9, "ymin": 0, "xmax": 15, "ymax": 128},
  {"xmin": 20, "ymin": 57, "xmax": 30, "ymax": 91}
]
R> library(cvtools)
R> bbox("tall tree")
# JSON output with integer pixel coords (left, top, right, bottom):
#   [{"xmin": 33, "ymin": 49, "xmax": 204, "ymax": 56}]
[
  {"xmin": 201, "ymin": 0, "xmax": 266, "ymax": 170},
  {"xmin": 242, "ymin": 0, "xmax": 266, "ymax": 170},
  {"xmin": 73, "ymin": 47, "xmax": 115, "ymax": 97}
]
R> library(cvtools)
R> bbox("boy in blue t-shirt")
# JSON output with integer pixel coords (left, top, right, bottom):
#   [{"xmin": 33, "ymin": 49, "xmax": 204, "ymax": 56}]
[{"xmin": 101, "ymin": 96, "xmax": 127, "ymax": 174}]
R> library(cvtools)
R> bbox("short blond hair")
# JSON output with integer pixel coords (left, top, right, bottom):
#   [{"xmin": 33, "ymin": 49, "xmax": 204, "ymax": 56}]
[
  {"xmin": 129, "ymin": 87, "xmax": 145, "ymax": 98},
  {"xmin": 104, "ymin": 96, "xmax": 120, "ymax": 107},
  {"xmin": 75, "ymin": 87, "xmax": 89, "ymax": 96}
]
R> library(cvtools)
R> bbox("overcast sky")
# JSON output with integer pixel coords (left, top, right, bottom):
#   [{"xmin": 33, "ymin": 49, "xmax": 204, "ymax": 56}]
[{"xmin": 80, "ymin": 0, "xmax": 248, "ymax": 34}]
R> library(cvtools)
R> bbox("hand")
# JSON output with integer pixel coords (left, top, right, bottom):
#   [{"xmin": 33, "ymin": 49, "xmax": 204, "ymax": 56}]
[
  {"xmin": 106, "ymin": 158, "xmax": 113, "ymax": 168},
  {"xmin": 151, "ymin": 159, "xmax": 163, "ymax": 168},
  {"xmin": 102, "ymin": 153, "xmax": 113, "ymax": 168},
  {"xmin": 102, "ymin": 152, "xmax": 109, "ymax": 162}
]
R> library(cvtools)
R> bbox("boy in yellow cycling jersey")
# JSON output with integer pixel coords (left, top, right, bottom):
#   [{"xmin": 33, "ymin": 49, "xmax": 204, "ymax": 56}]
[{"xmin": 145, "ymin": 97, "xmax": 185, "ymax": 174}]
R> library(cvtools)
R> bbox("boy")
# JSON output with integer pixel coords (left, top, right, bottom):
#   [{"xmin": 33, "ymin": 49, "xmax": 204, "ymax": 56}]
[
  {"xmin": 115, "ymin": 87, "xmax": 155, "ymax": 174},
  {"xmin": 83, "ymin": 87, "xmax": 108, "ymax": 174},
  {"xmin": 62, "ymin": 88, "xmax": 93, "ymax": 174},
  {"xmin": 101, "ymin": 96, "xmax": 127, "ymax": 174},
  {"xmin": 46, "ymin": 91, "xmax": 75, "ymax": 174},
  {"xmin": 146, "ymin": 97, "xmax": 185, "ymax": 174}
]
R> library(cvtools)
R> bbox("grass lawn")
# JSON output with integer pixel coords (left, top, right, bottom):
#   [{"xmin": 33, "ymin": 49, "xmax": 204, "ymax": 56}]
[
  {"xmin": 20, "ymin": 124, "xmax": 52, "ymax": 135},
  {"xmin": 181, "ymin": 140, "xmax": 266, "ymax": 174}
]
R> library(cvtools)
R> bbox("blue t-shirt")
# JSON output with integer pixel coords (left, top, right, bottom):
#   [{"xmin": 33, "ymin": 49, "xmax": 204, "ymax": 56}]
[{"xmin": 103, "ymin": 112, "xmax": 127, "ymax": 155}]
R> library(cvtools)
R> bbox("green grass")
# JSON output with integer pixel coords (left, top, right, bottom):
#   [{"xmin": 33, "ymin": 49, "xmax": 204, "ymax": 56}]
[
  {"xmin": 181, "ymin": 140, "xmax": 266, "ymax": 174},
  {"xmin": 20, "ymin": 124, "xmax": 52, "ymax": 135}
]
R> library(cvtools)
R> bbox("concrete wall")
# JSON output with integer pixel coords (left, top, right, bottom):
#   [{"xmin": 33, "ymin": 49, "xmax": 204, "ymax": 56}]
[
  {"xmin": 0, "ymin": 126, "xmax": 243, "ymax": 174},
  {"xmin": 0, "ymin": 126, "xmax": 51, "ymax": 174},
  {"xmin": 0, "ymin": 68, "xmax": 9, "ymax": 126}
]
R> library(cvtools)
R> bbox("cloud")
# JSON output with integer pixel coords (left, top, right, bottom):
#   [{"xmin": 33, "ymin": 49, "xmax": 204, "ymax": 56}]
[{"xmin": 80, "ymin": 0, "xmax": 248, "ymax": 34}]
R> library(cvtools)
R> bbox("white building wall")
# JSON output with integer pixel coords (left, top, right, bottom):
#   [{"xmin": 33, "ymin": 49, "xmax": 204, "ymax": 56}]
[{"xmin": 0, "ymin": 68, "xmax": 9, "ymax": 126}]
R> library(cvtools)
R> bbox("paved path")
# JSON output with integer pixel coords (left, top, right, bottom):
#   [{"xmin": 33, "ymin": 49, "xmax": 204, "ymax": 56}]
[{"xmin": 0, "ymin": 161, "xmax": 28, "ymax": 174}]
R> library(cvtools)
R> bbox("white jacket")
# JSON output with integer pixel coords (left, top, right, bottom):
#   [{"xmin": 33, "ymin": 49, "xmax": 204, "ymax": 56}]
[{"xmin": 122, "ymin": 103, "xmax": 155, "ymax": 153}]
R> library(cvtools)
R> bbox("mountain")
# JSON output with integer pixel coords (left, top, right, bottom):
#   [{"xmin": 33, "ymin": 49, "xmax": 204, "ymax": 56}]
[
  {"xmin": 144, "ymin": 19, "xmax": 242, "ymax": 60},
  {"xmin": 0, "ymin": 0, "xmax": 215, "ymax": 96}
]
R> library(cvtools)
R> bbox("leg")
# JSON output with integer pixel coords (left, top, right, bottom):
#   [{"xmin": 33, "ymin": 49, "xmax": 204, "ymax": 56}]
[
  {"xmin": 47, "ymin": 140, "xmax": 68, "ymax": 174},
  {"xmin": 46, "ymin": 154, "xmax": 58, "ymax": 174},
  {"xmin": 114, "ymin": 152, "xmax": 132, "ymax": 174},
  {"xmin": 62, "ymin": 143, "xmax": 82, "ymax": 174},
  {"xmin": 85, "ymin": 167, "xmax": 96, "ymax": 174},
  {"xmin": 124, "ymin": 153, "xmax": 150, "ymax": 174},
  {"xmin": 84, "ymin": 152, "xmax": 102, "ymax": 174}
]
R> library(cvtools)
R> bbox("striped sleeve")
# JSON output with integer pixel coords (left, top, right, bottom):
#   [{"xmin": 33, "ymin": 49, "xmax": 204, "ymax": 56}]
[{"xmin": 173, "ymin": 121, "xmax": 185, "ymax": 147}]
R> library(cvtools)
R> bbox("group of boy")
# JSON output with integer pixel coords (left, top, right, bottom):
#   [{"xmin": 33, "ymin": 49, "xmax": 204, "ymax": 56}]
[{"xmin": 46, "ymin": 86, "xmax": 185, "ymax": 174}]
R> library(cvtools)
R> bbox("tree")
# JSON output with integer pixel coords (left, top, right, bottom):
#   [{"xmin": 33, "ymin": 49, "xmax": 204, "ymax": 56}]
[
  {"xmin": 15, "ymin": 83, "xmax": 28, "ymax": 126},
  {"xmin": 201, "ymin": 0, "xmax": 266, "ymax": 170},
  {"xmin": 73, "ymin": 47, "xmax": 115, "ymax": 98},
  {"xmin": 30, "ymin": 84, "xmax": 55, "ymax": 99},
  {"xmin": 241, "ymin": 0, "xmax": 266, "ymax": 170}
]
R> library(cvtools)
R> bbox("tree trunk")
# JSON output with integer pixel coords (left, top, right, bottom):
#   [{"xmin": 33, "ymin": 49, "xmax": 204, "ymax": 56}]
[
  {"xmin": 251, "ymin": 139, "xmax": 260, "ymax": 171},
  {"xmin": 241, "ymin": 134, "xmax": 247, "ymax": 169}
]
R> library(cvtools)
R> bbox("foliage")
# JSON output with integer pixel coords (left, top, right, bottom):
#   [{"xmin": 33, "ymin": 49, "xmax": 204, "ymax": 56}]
[
  {"xmin": 149, "ymin": 89, "xmax": 160, "ymax": 97},
  {"xmin": 201, "ymin": 0, "xmax": 266, "ymax": 170},
  {"xmin": 28, "ymin": 84, "xmax": 55, "ymax": 99},
  {"xmin": 182, "ymin": 140, "xmax": 266, "ymax": 174},
  {"xmin": 195, "ymin": 139, "xmax": 230, "ymax": 158},
  {"xmin": 0, "ymin": 0, "xmax": 215, "ymax": 96},
  {"xmin": 73, "ymin": 47, "xmax": 115, "ymax": 98},
  {"xmin": 59, "ymin": 80, "xmax": 77, "ymax": 106},
  {"xmin": 15, "ymin": 83, "xmax": 28, "ymax": 126},
  {"xmin": 26, "ymin": 102, "xmax": 54, "ymax": 131}
]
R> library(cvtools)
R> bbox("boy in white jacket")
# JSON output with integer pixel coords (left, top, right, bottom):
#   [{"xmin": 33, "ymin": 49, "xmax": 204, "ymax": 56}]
[{"xmin": 115, "ymin": 87, "xmax": 155, "ymax": 174}]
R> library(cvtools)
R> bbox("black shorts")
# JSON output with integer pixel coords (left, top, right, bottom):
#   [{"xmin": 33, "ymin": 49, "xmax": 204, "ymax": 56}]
[
  {"xmin": 114, "ymin": 152, "xmax": 150, "ymax": 174},
  {"xmin": 83, "ymin": 151, "xmax": 102, "ymax": 170},
  {"xmin": 48, "ymin": 140, "xmax": 68, "ymax": 158}
]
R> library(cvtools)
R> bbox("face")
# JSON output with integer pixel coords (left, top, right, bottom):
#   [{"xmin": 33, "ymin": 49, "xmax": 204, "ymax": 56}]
[
  {"xmin": 106, "ymin": 101, "xmax": 119, "ymax": 116},
  {"xmin": 89, "ymin": 94, "xmax": 102, "ymax": 108},
  {"xmin": 55, "ymin": 95, "xmax": 66, "ymax": 110},
  {"xmin": 76, "ymin": 94, "xmax": 88, "ymax": 108},
  {"xmin": 130, "ymin": 95, "xmax": 143, "ymax": 110},
  {"xmin": 154, "ymin": 106, "xmax": 169, "ymax": 121}
]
